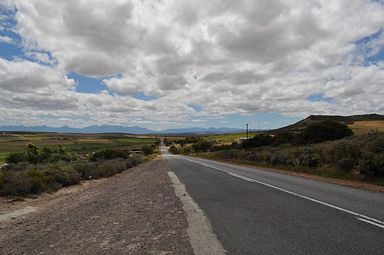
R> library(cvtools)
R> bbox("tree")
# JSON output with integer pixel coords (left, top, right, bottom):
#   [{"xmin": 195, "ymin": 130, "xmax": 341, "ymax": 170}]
[
  {"xmin": 27, "ymin": 144, "xmax": 40, "ymax": 164},
  {"xmin": 297, "ymin": 121, "xmax": 353, "ymax": 145}
]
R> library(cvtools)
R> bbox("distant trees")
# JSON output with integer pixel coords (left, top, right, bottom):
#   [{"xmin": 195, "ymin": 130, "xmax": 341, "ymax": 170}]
[{"xmin": 241, "ymin": 134, "xmax": 274, "ymax": 149}]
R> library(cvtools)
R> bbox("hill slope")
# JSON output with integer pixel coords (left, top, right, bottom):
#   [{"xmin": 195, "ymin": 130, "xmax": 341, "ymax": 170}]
[{"xmin": 273, "ymin": 114, "xmax": 384, "ymax": 133}]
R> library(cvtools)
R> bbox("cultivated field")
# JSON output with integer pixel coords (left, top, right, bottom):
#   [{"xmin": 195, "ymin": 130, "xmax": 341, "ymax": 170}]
[
  {"xmin": 0, "ymin": 133, "xmax": 157, "ymax": 163},
  {"xmin": 205, "ymin": 132, "xmax": 259, "ymax": 145}
]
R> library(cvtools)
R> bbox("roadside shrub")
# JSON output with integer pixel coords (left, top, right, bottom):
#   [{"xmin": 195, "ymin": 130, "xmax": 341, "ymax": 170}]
[
  {"xmin": 2, "ymin": 162, "xmax": 28, "ymax": 172},
  {"xmin": 273, "ymin": 133, "xmax": 294, "ymax": 146},
  {"xmin": 266, "ymin": 153, "xmax": 290, "ymax": 166},
  {"xmin": 6, "ymin": 152, "xmax": 27, "ymax": 164},
  {"xmin": 44, "ymin": 166, "xmax": 81, "ymax": 187},
  {"xmin": 25, "ymin": 169, "xmax": 54, "ymax": 194},
  {"xmin": 97, "ymin": 160, "xmax": 126, "ymax": 177},
  {"xmin": 296, "ymin": 121, "xmax": 353, "ymax": 145},
  {"xmin": 336, "ymin": 158, "xmax": 355, "ymax": 172},
  {"xmin": 367, "ymin": 136, "xmax": 384, "ymax": 153},
  {"xmin": 324, "ymin": 142, "xmax": 361, "ymax": 170},
  {"xmin": 1, "ymin": 172, "xmax": 32, "ymax": 196},
  {"xmin": 71, "ymin": 161, "xmax": 97, "ymax": 179},
  {"xmin": 48, "ymin": 153, "xmax": 72, "ymax": 163},
  {"xmin": 169, "ymin": 145, "xmax": 180, "ymax": 154},
  {"xmin": 242, "ymin": 134, "xmax": 274, "ymax": 149},
  {"xmin": 358, "ymin": 153, "xmax": 384, "ymax": 176},
  {"xmin": 294, "ymin": 149, "xmax": 320, "ymax": 167},
  {"xmin": 192, "ymin": 140, "xmax": 214, "ymax": 152},
  {"xmin": 141, "ymin": 145, "xmax": 154, "ymax": 156},
  {"xmin": 0, "ymin": 171, "xmax": 5, "ymax": 189},
  {"xmin": 130, "ymin": 154, "xmax": 144, "ymax": 166},
  {"xmin": 90, "ymin": 149, "xmax": 129, "ymax": 161}
]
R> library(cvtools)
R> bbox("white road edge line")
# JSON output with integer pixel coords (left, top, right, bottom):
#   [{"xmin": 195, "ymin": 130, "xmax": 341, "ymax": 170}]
[
  {"xmin": 357, "ymin": 218, "xmax": 384, "ymax": 229},
  {"xmin": 227, "ymin": 172, "xmax": 255, "ymax": 182},
  {"xmin": 184, "ymin": 157, "xmax": 384, "ymax": 227},
  {"xmin": 167, "ymin": 171, "xmax": 226, "ymax": 255}
]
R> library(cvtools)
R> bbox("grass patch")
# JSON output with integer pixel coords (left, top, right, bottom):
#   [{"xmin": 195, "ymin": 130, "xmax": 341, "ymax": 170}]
[{"xmin": 349, "ymin": 120, "xmax": 384, "ymax": 135}]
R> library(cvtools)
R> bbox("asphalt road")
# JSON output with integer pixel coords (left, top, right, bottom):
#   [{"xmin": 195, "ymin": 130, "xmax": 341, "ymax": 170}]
[{"xmin": 162, "ymin": 146, "xmax": 384, "ymax": 254}]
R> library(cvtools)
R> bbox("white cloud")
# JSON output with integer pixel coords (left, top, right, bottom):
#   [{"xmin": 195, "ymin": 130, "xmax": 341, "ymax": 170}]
[
  {"xmin": 0, "ymin": 0, "xmax": 383, "ymax": 128},
  {"xmin": 0, "ymin": 35, "xmax": 13, "ymax": 44}
]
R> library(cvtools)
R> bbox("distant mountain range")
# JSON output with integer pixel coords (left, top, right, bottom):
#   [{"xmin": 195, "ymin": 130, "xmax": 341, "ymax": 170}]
[{"xmin": 0, "ymin": 125, "xmax": 246, "ymax": 134}]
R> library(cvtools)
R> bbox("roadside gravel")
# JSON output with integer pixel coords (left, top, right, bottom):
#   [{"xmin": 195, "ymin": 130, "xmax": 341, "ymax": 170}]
[{"xmin": 0, "ymin": 159, "xmax": 193, "ymax": 255}]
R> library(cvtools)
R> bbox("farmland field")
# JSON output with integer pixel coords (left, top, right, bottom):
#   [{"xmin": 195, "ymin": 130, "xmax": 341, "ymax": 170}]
[
  {"xmin": 348, "ymin": 120, "xmax": 384, "ymax": 135},
  {"xmin": 205, "ymin": 132, "xmax": 260, "ymax": 145},
  {"xmin": 0, "ymin": 132, "xmax": 157, "ymax": 163}
]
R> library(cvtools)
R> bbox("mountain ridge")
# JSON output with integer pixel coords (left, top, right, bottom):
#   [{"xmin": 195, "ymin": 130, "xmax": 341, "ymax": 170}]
[{"xmin": 0, "ymin": 125, "xmax": 245, "ymax": 134}]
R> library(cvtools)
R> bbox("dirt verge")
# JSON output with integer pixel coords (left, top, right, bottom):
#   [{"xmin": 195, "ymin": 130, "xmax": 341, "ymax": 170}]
[{"xmin": 0, "ymin": 159, "xmax": 193, "ymax": 255}]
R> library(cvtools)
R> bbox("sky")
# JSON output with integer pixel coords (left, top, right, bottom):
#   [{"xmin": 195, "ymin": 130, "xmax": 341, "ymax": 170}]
[{"xmin": 0, "ymin": 0, "xmax": 384, "ymax": 130}]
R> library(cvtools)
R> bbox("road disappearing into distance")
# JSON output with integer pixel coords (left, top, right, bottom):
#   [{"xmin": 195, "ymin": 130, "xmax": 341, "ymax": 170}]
[{"xmin": 162, "ymin": 144, "xmax": 384, "ymax": 254}]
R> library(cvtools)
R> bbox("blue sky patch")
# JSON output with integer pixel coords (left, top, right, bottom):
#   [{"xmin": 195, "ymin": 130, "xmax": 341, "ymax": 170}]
[
  {"xmin": 133, "ymin": 92, "xmax": 156, "ymax": 101},
  {"xmin": 307, "ymin": 93, "xmax": 335, "ymax": 103},
  {"xmin": 188, "ymin": 104, "xmax": 203, "ymax": 112},
  {"xmin": 68, "ymin": 72, "xmax": 109, "ymax": 94}
]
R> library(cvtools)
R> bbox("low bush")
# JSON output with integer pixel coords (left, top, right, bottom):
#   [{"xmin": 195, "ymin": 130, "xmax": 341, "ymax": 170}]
[
  {"xmin": 141, "ymin": 145, "xmax": 154, "ymax": 156},
  {"xmin": 1, "ymin": 172, "xmax": 32, "ymax": 196},
  {"xmin": 241, "ymin": 134, "xmax": 274, "ymax": 149},
  {"xmin": 294, "ymin": 149, "xmax": 320, "ymax": 167},
  {"xmin": 90, "ymin": 149, "xmax": 129, "ymax": 161},
  {"xmin": 358, "ymin": 153, "xmax": 384, "ymax": 176},
  {"xmin": 192, "ymin": 140, "xmax": 214, "ymax": 152},
  {"xmin": 169, "ymin": 145, "xmax": 180, "ymax": 154},
  {"xmin": 6, "ymin": 152, "xmax": 27, "ymax": 164},
  {"xmin": 44, "ymin": 165, "xmax": 81, "ymax": 187}
]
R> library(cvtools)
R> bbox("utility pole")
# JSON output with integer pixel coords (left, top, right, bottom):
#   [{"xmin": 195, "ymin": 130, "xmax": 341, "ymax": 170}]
[{"xmin": 246, "ymin": 124, "xmax": 249, "ymax": 140}]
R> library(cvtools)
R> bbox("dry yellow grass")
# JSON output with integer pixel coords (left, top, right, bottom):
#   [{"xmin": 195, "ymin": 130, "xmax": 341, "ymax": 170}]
[{"xmin": 349, "ymin": 120, "xmax": 384, "ymax": 135}]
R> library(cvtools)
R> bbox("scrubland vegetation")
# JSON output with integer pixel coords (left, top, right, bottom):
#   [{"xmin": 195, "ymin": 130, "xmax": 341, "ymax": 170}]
[
  {"xmin": 0, "ymin": 133, "xmax": 159, "ymax": 196},
  {"xmin": 167, "ymin": 121, "xmax": 384, "ymax": 185}
]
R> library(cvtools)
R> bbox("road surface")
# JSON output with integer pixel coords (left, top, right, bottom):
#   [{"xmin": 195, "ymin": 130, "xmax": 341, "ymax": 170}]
[{"xmin": 162, "ymin": 146, "xmax": 384, "ymax": 254}]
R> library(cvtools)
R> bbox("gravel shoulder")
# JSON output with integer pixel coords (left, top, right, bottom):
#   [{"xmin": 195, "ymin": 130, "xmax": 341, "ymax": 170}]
[{"xmin": 0, "ymin": 159, "xmax": 193, "ymax": 255}]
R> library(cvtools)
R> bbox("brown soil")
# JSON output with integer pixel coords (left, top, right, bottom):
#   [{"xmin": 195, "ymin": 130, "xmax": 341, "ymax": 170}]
[{"xmin": 0, "ymin": 159, "xmax": 193, "ymax": 255}]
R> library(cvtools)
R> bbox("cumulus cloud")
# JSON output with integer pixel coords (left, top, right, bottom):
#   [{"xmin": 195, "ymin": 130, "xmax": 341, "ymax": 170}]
[{"xmin": 0, "ymin": 0, "xmax": 384, "ymax": 128}]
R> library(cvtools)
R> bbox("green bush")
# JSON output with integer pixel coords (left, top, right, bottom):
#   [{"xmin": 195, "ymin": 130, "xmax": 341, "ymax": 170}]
[
  {"xmin": 44, "ymin": 166, "xmax": 81, "ymax": 187},
  {"xmin": 71, "ymin": 161, "xmax": 97, "ymax": 179},
  {"xmin": 336, "ymin": 158, "xmax": 355, "ymax": 172},
  {"xmin": 192, "ymin": 140, "xmax": 214, "ymax": 152},
  {"xmin": 90, "ymin": 149, "xmax": 129, "ymax": 161},
  {"xmin": 1, "ymin": 172, "xmax": 32, "ymax": 196},
  {"xmin": 48, "ymin": 153, "xmax": 72, "ymax": 163},
  {"xmin": 130, "ymin": 154, "xmax": 144, "ymax": 166},
  {"xmin": 266, "ymin": 153, "xmax": 290, "ymax": 166},
  {"xmin": 296, "ymin": 121, "xmax": 353, "ymax": 145},
  {"xmin": 0, "ymin": 171, "xmax": 5, "ymax": 189},
  {"xmin": 242, "ymin": 134, "xmax": 274, "ymax": 149},
  {"xmin": 294, "ymin": 149, "xmax": 320, "ymax": 167},
  {"xmin": 358, "ymin": 153, "xmax": 384, "ymax": 176},
  {"xmin": 169, "ymin": 145, "xmax": 180, "ymax": 154},
  {"xmin": 141, "ymin": 145, "xmax": 154, "ymax": 156},
  {"xmin": 6, "ymin": 152, "xmax": 27, "ymax": 164}
]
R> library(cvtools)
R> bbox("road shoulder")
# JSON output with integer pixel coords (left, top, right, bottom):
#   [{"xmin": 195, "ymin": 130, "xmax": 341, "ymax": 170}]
[{"xmin": 0, "ymin": 159, "xmax": 193, "ymax": 255}]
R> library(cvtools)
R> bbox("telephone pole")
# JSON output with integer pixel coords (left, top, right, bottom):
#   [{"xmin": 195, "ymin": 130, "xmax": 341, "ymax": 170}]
[{"xmin": 246, "ymin": 124, "xmax": 249, "ymax": 140}]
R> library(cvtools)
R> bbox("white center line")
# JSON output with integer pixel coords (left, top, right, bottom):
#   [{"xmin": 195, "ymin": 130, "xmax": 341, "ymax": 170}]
[{"xmin": 184, "ymin": 157, "xmax": 384, "ymax": 229}]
